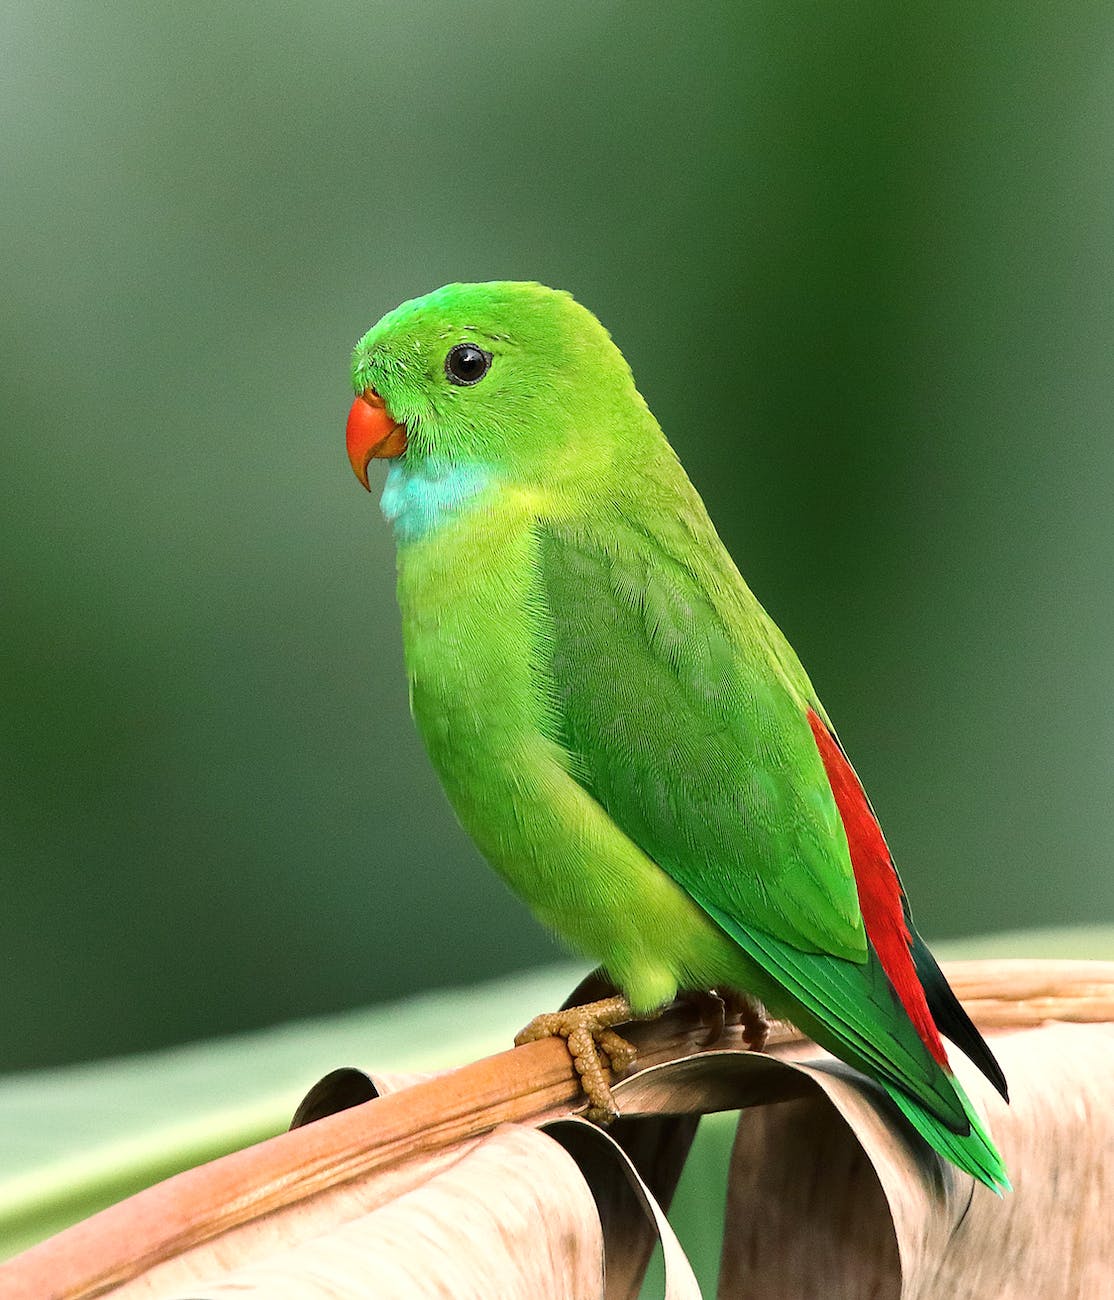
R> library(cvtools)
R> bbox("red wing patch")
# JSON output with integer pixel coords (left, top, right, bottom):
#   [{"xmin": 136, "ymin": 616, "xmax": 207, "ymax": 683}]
[{"xmin": 807, "ymin": 710, "xmax": 949, "ymax": 1067}]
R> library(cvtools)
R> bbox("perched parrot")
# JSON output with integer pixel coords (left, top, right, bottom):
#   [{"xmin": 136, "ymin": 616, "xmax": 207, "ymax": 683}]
[{"xmin": 345, "ymin": 281, "xmax": 1009, "ymax": 1191}]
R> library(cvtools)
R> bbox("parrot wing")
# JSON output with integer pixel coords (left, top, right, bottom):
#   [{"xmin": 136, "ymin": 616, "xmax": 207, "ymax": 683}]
[
  {"xmin": 536, "ymin": 519, "xmax": 866, "ymax": 961},
  {"xmin": 535, "ymin": 518, "xmax": 969, "ymax": 1129}
]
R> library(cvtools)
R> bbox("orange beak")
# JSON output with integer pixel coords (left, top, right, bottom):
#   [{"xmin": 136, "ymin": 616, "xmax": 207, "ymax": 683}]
[{"xmin": 345, "ymin": 388, "xmax": 408, "ymax": 490}]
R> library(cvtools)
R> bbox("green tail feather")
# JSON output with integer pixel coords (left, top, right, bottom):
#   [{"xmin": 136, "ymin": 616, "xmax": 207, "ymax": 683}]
[
  {"xmin": 697, "ymin": 904, "xmax": 1011, "ymax": 1192},
  {"xmin": 885, "ymin": 1077, "xmax": 1011, "ymax": 1194}
]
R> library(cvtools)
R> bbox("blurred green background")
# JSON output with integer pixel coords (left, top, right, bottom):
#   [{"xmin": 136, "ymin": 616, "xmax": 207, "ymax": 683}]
[{"xmin": 2, "ymin": 2, "xmax": 1112, "ymax": 1073}]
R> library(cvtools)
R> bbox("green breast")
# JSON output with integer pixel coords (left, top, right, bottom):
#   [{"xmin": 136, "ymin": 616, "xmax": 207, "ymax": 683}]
[
  {"xmin": 388, "ymin": 492, "xmax": 780, "ymax": 1009},
  {"xmin": 394, "ymin": 505, "xmax": 569, "ymax": 893},
  {"xmin": 397, "ymin": 507, "xmax": 540, "ymax": 757}
]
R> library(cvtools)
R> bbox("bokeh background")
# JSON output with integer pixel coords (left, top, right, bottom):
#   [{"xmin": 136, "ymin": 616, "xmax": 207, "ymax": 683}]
[{"xmin": 3, "ymin": 3, "xmax": 1112, "ymax": 1073}]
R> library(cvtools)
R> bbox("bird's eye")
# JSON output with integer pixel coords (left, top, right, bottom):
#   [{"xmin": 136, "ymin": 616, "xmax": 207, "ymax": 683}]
[{"xmin": 445, "ymin": 343, "xmax": 492, "ymax": 386}]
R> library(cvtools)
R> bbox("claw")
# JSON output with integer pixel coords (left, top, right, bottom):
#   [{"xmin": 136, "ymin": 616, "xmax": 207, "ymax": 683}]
[
  {"xmin": 515, "ymin": 987, "xmax": 769, "ymax": 1122},
  {"xmin": 515, "ymin": 994, "xmax": 638, "ymax": 1122},
  {"xmin": 720, "ymin": 988, "xmax": 770, "ymax": 1052},
  {"xmin": 678, "ymin": 989, "xmax": 728, "ymax": 1047},
  {"xmin": 676, "ymin": 988, "xmax": 770, "ymax": 1052}
]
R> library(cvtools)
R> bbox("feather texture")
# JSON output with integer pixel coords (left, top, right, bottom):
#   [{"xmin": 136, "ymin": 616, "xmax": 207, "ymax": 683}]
[
  {"xmin": 806, "ymin": 710, "xmax": 948, "ymax": 1066},
  {"xmin": 350, "ymin": 280, "xmax": 1009, "ymax": 1189}
]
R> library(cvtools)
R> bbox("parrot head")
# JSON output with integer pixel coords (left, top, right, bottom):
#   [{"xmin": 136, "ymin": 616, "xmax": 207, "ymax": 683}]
[{"xmin": 346, "ymin": 281, "xmax": 643, "ymax": 493}]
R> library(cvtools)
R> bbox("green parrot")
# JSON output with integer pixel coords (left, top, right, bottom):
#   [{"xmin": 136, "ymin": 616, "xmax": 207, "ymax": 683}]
[{"xmin": 344, "ymin": 281, "xmax": 1009, "ymax": 1191}]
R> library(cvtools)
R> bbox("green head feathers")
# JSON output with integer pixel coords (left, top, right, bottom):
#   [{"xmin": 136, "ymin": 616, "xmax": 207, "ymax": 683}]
[{"xmin": 349, "ymin": 281, "xmax": 647, "ymax": 482}]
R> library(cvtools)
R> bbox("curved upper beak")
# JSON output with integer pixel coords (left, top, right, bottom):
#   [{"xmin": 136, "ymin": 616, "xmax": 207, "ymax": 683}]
[{"xmin": 346, "ymin": 389, "xmax": 408, "ymax": 490}]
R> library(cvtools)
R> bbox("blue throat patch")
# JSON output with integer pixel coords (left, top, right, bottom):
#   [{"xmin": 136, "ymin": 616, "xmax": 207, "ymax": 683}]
[{"xmin": 380, "ymin": 458, "xmax": 494, "ymax": 541}]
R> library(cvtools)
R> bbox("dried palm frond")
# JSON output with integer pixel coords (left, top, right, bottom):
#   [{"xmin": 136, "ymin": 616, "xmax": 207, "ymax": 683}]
[{"xmin": 3, "ymin": 959, "xmax": 1113, "ymax": 1299}]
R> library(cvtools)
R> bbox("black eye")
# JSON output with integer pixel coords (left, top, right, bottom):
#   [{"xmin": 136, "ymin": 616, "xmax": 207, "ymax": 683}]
[{"xmin": 445, "ymin": 342, "xmax": 492, "ymax": 386}]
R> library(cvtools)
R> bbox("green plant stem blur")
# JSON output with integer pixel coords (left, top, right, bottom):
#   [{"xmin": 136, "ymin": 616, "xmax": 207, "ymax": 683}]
[{"xmin": 2, "ymin": 3, "xmax": 1112, "ymax": 1072}]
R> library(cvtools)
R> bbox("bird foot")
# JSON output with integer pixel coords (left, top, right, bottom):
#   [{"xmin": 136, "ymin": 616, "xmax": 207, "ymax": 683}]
[
  {"xmin": 724, "ymin": 988, "xmax": 770, "ymax": 1052},
  {"xmin": 515, "ymin": 994, "xmax": 638, "ymax": 1123},
  {"xmin": 680, "ymin": 988, "xmax": 769, "ymax": 1050}
]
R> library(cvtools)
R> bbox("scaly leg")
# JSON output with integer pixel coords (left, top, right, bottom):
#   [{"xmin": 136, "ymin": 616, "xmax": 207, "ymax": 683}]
[
  {"xmin": 678, "ymin": 989, "xmax": 727, "ymax": 1046},
  {"xmin": 515, "ymin": 995, "xmax": 640, "ymax": 1123},
  {"xmin": 678, "ymin": 988, "xmax": 770, "ymax": 1050},
  {"xmin": 720, "ymin": 988, "xmax": 770, "ymax": 1051}
]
